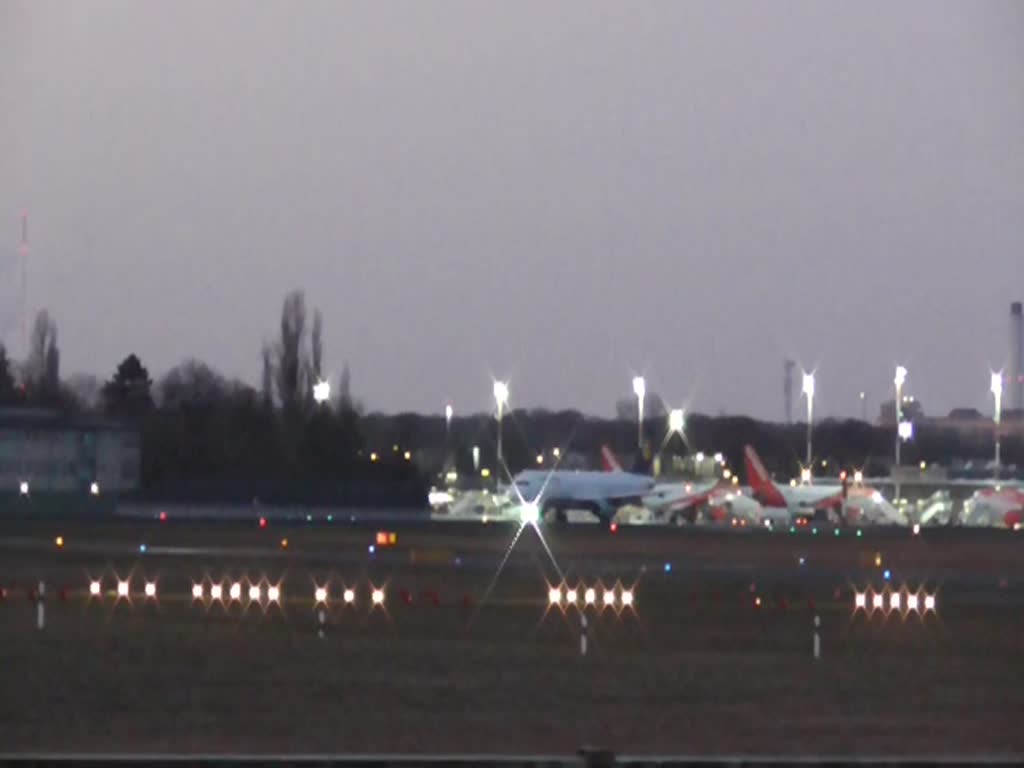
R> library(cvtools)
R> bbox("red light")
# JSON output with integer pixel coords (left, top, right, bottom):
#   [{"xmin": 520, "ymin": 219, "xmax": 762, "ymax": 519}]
[
  {"xmin": 610, "ymin": 522, "xmax": 618, "ymax": 533},
  {"xmin": 159, "ymin": 511, "xmax": 168, "ymax": 522},
  {"xmin": 259, "ymin": 517, "xmax": 267, "ymax": 529}
]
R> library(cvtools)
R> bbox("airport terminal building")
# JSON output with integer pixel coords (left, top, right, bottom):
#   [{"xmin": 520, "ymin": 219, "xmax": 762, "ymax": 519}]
[{"xmin": 0, "ymin": 407, "xmax": 140, "ymax": 495}]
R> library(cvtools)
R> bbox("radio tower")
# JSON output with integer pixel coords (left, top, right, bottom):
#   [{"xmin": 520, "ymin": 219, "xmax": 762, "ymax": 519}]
[{"xmin": 18, "ymin": 209, "xmax": 28, "ymax": 359}]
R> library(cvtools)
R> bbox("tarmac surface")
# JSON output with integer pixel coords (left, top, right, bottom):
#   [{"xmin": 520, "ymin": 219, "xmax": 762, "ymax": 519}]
[{"xmin": 0, "ymin": 517, "xmax": 1022, "ymax": 757}]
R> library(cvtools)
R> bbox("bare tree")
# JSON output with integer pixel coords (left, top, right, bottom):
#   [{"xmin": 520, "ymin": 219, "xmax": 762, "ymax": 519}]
[
  {"xmin": 261, "ymin": 341, "xmax": 274, "ymax": 407},
  {"xmin": 26, "ymin": 309, "xmax": 59, "ymax": 392},
  {"xmin": 274, "ymin": 290, "xmax": 306, "ymax": 410}
]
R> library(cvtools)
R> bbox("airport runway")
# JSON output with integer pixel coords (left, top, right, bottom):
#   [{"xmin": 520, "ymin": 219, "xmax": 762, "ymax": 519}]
[{"xmin": 1, "ymin": 517, "xmax": 1022, "ymax": 756}]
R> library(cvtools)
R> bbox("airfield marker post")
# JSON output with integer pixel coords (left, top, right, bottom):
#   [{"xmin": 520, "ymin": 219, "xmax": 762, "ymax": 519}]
[
  {"xmin": 317, "ymin": 609, "xmax": 326, "ymax": 640},
  {"xmin": 36, "ymin": 581, "xmax": 45, "ymax": 630},
  {"xmin": 813, "ymin": 613, "xmax": 821, "ymax": 660},
  {"xmin": 580, "ymin": 614, "xmax": 588, "ymax": 657}
]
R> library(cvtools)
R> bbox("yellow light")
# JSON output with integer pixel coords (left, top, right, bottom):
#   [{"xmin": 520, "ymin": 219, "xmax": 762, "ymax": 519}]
[
  {"xmin": 536, "ymin": 454, "xmax": 544, "ymax": 465},
  {"xmin": 553, "ymin": 447, "xmax": 561, "ymax": 458},
  {"xmin": 370, "ymin": 452, "xmax": 378, "ymax": 462},
  {"xmin": 280, "ymin": 538, "xmax": 289, "ymax": 549},
  {"xmin": 55, "ymin": 536, "xmax": 64, "ymax": 548},
  {"xmin": 393, "ymin": 444, "xmax": 399, "ymax": 452},
  {"xmin": 919, "ymin": 461, "xmax": 927, "ymax": 470},
  {"xmin": 875, "ymin": 553, "xmax": 882, "ymax": 567},
  {"xmin": 723, "ymin": 469, "xmax": 732, "ymax": 479},
  {"xmin": 404, "ymin": 451, "xmax": 411, "ymax": 461},
  {"xmin": 732, "ymin": 476, "xmax": 739, "ymax": 485},
  {"xmin": 481, "ymin": 468, "xmax": 491, "ymax": 478}
]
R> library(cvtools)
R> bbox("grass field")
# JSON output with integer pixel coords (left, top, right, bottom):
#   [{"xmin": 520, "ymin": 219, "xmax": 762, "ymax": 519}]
[{"xmin": 0, "ymin": 519, "xmax": 1022, "ymax": 756}]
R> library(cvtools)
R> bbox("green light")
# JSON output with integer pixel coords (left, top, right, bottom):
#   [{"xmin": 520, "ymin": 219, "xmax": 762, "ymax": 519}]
[
  {"xmin": 789, "ymin": 526, "xmax": 796, "ymax": 534},
  {"xmin": 834, "ymin": 528, "xmax": 840, "ymax": 537},
  {"xmin": 856, "ymin": 529, "xmax": 863, "ymax": 538},
  {"xmin": 812, "ymin": 527, "xmax": 818, "ymax": 535}
]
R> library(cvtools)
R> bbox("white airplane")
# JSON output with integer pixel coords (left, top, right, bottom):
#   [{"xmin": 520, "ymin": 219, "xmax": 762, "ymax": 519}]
[
  {"xmin": 744, "ymin": 445, "xmax": 905, "ymax": 526},
  {"xmin": 506, "ymin": 446, "xmax": 718, "ymax": 524},
  {"xmin": 962, "ymin": 487, "xmax": 1024, "ymax": 528}
]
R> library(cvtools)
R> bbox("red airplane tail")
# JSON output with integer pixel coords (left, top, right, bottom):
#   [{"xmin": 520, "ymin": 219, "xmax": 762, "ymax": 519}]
[
  {"xmin": 743, "ymin": 445, "xmax": 788, "ymax": 508},
  {"xmin": 600, "ymin": 445, "xmax": 623, "ymax": 472}
]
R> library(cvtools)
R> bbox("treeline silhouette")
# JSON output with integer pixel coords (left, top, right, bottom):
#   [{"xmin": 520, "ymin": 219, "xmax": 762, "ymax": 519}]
[{"xmin": 2, "ymin": 290, "xmax": 1021, "ymax": 507}]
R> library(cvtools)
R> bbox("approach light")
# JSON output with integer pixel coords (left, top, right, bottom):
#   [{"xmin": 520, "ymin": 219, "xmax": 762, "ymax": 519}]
[
  {"xmin": 343, "ymin": 588, "xmax": 355, "ymax": 604},
  {"xmin": 315, "ymin": 587, "xmax": 328, "ymax": 603},
  {"xmin": 621, "ymin": 589, "xmax": 634, "ymax": 607},
  {"xmin": 906, "ymin": 593, "xmax": 919, "ymax": 612},
  {"xmin": 89, "ymin": 580, "xmax": 101, "ymax": 596},
  {"xmin": 192, "ymin": 584, "xmax": 204, "ymax": 599},
  {"xmin": 924, "ymin": 594, "xmax": 936, "ymax": 611},
  {"xmin": 603, "ymin": 590, "xmax": 616, "ymax": 607},
  {"xmin": 230, "ymin": 583, "xmax": 242, "ymax": 601},
  {"xmin": 19, "ymin": 481, "xmax": 28, "ymax": 495},
  {"xmin": 548, "ymin": 587, "xmax": 562, "ymax": 605},
  {"xmin": 144, "ymin": 582, "xmax": 156, "ymax": 598},
  {"xmin": 855, "ymin": 592, "xmax": 866, "ymax": 609},
  {"xmin": 372, "ymin": 588, "xmax": 385, "ymax": 605},
  {"xmin": 872, "ymin": 593, "xmax": 884, "ymax": 610},
  {"xmin": 889, "ymin": 592, "xmax": 901, "ymax": 611},
  {"xmin": 584, "ymin": 588, "xmax": 596, "ymax": 605},
  {"xmin": 117, "ymin": 581, "xmax": 129, "ymax": 597},
  {"xmin": 90, "ymin": 482, "xmax": 99, "ymax": 495},
  {"xmin": 566, "ymin": 589, "xmax": 578, "ymax": 605},
  {"xmin": 267, "ymin": 586, "xmax": 280, "ymax": 602},
  {"xmin": 248, "ymin": 585, "xmax": 261, "ymax": 601},
  {"xmin": 211, "ymin": 584, "xmax": 223, "ymax": 600}
]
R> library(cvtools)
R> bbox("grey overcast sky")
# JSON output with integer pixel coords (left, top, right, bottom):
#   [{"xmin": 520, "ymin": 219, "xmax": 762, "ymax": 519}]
[{"xmin": 1, "ymin": 1, "xmax": 1022, "ymax": 419}]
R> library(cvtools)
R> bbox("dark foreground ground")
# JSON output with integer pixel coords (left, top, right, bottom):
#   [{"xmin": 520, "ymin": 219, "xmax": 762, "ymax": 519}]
[{"xmin": 0, "ymin": 518, "xmax": 1022, "ymax": 757}]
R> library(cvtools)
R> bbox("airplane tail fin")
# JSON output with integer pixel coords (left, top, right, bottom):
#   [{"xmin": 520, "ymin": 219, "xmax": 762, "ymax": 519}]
[
  {"xmin": 600, "ymin": 445, "xmax": 623, "ymax": 472},
  {"xmin": 744, "ymin": 444, "xmax": 788, "ymax": 508}
]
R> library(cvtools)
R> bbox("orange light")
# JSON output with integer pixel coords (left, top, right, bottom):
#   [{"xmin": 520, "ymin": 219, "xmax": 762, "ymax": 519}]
[
  {"xmin": 376, "ymin": 531, "xmax": 388, "ymax": 546},
  {"xmin": 280, "ymin": 538, "xmax": 289, "ymax": 549},
  {"xmin": 55, "ymin": 536, "xmax": 64, "ymax": 548}
]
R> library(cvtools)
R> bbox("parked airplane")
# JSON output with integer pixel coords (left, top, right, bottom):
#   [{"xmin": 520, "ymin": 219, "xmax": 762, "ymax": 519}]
[
  {"xmin": 962, "ymin": 487, "xmax": 1024, "ymax": 528},
  {"xmin": 744, "ymin": 445, "xmax": 905, "ymax": 526}
]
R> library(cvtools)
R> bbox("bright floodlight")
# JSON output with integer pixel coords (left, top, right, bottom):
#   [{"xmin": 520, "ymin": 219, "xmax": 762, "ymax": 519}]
[
  {"xmin": 230, "ymin": 582, "xmax": 242, "ymax": 600},
  {"xmin": 912, "ymin": 524, "xmax": 921, "ymax": 535},
  {"xmin": 90, "ymin": 482, "xmax": 100, "ymax": 496},
  {"xmin": 991, "ymin": 372, "xmax": 1003, "ymax": 397},
  {"xmin": 267, "ymin": 586, "xmax": 280, "ymax": 602},
  {"xmin": 854, "ymin": 592, "xmax": 866, "ymax": 609},
  {"xmin": 872, "ymin": 593, "xmax": 884, "ymax": 610},
  {"xmin": 371, "ymin": 588, "xmax": 385, "ymax": 605},
  {"xmin": 492, "ymin": 380, "xmax": 509, "ymax": 407},
  {"xmin": 800, "ymin": 467, "xmax": 812, "ymax": 484},
  {"xmin": 668, "ymin": 408, "xmax": 685, "ymax": 433},
  {"xmin": 695, "ymin": 452, "xmax": 705, "ymax": 462},
  {"xmin": 802, "ymin": 372, "xmax": 815, "ymax": 398},
  {"xmin": 621, "ymin": 589, "xmax": 634, "ymax": 607},
  {"xmin": 445, "ymin": 403, "xmax": 453, "ymax": 423},
  {"xmin": 117, "ymin": 581, "xmax": 129, "ymax": 597},
  {"xmin": 854, "ymin": 470, "xmax": 864, "ymax": 484},
  {"xmin": 924, "ymin": 594, "xmax": 936, "ymax": 611},
  {"xmin": 907, "ymin": 593, "xmax": 919, "ymax": 611},
  {"xmin": 895, "ymin": 365, "xmax": 907, "ymax": 389},
  {"xmin": 898, "ymin": 421, "xmax": 914, "ymax": 441},
  {"xmin": 19, "ymin": 481, "xmax": 28, "ymax": 495},
  {"xmin": 192, "ymin": 584, "xmax": 204, "ymax": 599},
  {"xmin": 584, "ymin": 587, "xmax": 596, "ymax": 605},
  {"xmin": 632, "ymin": 376, "xmax": 646, "ymax": 399},
  {"xmin": 566, "ymin": 588, "xmax": 578, "ymax": 604},
  {"xmin": 248, "ymin": 585, "xmax": 261, "ymax": 601},
  {"xmin": 889, "ymin": 592, "xmax": 901, "ymax": 611},
  {"xmin": 315, "ymin": 587, "xmax": 328, "ymax": 603},
  {"xmin": 343, "ymin": 588, "xmax": 355, "ymax": 604},
  {"xmin": 144, "ymin": 582, "xmax": 156, "ymax": 598},
  {"xmin": 520, "ymin": 502, "xmax": 540, "ymax": 525},
  {"xmin": 312, "ymin": 379, "xmax": 331, "ymax": 404},
  {"xmin": 89, "ymin": 580, "xmax": 101, "ymax": 596},
  {"xmin": 210, "ymin": 584, "xmax": 223, "ymax": 600},
  {"xmin": 548, "ymin": 586, "xmax": 562, "ymax": 605},
  {"xmin": 603, "ymin": 590, "xmax": 615, "ymax": 607}
]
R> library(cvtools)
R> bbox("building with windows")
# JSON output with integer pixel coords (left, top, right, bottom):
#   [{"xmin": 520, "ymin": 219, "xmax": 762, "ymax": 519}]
[{"xmin": 0, "ymin": 407, "xmax": 140, "ymax": 494}]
